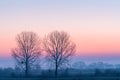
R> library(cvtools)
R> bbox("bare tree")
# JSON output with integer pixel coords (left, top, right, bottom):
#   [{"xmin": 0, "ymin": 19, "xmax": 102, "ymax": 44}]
[
  {"xmin": 43, "ymin": 31, "xmax": 76, "ymax": 77},
  {"xmin": 12, "ymin": 31, "xmax": 41, "ymax": 77}
]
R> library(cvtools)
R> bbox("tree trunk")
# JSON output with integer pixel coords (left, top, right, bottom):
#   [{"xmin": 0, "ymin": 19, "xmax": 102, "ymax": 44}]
[
  {"xmin": 25, "ymin": 58, "xmax": 28, "ymax": 77},
  {"xmin": 55, "ymin": 63, "xmax": 58, "ymax": 77}
]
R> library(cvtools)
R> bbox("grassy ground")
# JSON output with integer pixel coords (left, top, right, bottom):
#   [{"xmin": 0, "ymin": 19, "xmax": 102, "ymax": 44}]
[{"xmin": 1, "ymin": 77, "xmax": 120, "ymax": 80}]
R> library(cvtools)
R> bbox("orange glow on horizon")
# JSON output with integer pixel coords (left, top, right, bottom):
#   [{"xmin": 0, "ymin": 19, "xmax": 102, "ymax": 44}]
[
  {"xmin": 1, "ymin": 33, "xmax": 120, "ymax": 57},
  {"xmin": 73, "ymin": 34, "xmax": 120, "ymax": 55}
]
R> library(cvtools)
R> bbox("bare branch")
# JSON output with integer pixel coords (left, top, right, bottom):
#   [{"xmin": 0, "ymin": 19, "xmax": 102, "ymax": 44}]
[
  {"xmin": 12, "ymin": 31, "xmax": 41, "ymax": 77},
  {"xmin": 43, "ymin": 31, "xmax": 76, "ymax": 76}
]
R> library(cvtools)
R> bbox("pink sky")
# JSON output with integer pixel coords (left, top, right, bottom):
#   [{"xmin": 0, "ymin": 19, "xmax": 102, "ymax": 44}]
[{"xmin": 0, "ymin": 0, "xmax": 120, "ymax": 57}]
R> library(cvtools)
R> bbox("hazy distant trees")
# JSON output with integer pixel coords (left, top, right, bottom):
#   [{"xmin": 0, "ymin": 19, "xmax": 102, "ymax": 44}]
[
  {"xmin": 43, "ymin": 31, "xmax": 76, "ymax": 77},
  {"xmin": 73, "ymin": 61, "xmax": 86, "ymax": 70},
  {"xmin": 12, "ymin": 31, "xmax": 41, "ymax": 77}
]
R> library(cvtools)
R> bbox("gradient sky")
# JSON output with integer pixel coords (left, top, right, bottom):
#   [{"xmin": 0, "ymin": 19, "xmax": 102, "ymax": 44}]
[{"xmin": 0, "ymin": 0, "xmax": 120, "ymax": 67}]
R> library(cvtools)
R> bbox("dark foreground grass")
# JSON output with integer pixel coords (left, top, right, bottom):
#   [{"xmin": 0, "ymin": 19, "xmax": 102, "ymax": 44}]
[{"xmin": 1, "ymin": 77, "xmax": 120, "ymax": 80}]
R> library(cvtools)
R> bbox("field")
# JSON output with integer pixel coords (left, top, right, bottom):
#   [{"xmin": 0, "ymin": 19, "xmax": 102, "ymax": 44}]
[{"xmin": 1, "ymin": 77, "xmax": 120, "ymax": 80}]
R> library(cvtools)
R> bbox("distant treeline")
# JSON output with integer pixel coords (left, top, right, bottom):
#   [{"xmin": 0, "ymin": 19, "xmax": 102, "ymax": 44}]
[{"xmin": 0, "ymin": 67, "xmax": 120, "ymax": 78}]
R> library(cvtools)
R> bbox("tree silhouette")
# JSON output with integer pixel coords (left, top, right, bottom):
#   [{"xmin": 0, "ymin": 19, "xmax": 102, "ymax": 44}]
[
  {"xmin": 12, "ymin": 31, "xmax": 41, "ymax": 77},
  {"xmin": 43, "ymin": 31, "xmax": 76, "ymax": 77}
]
